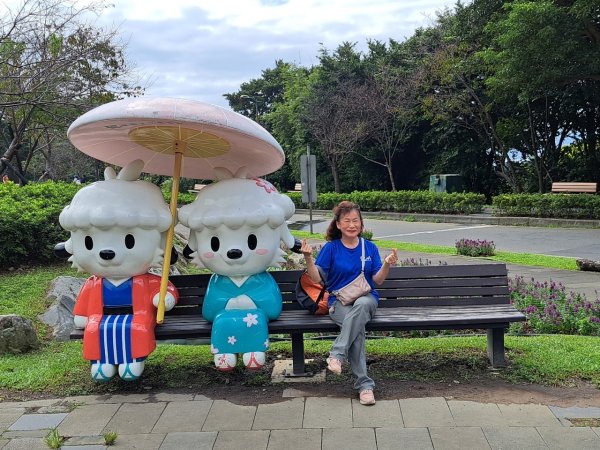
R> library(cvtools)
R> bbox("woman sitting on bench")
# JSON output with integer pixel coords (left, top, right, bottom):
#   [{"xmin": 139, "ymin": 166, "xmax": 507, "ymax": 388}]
[{"xmin": 300, "ymin": 201, "xmax": 397, "ymax": 406}]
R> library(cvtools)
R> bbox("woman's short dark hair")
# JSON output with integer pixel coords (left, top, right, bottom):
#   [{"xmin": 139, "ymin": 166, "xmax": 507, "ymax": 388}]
[{"xmin": 325, "ymin": 201, "xmax": 363, "ymax": 241}]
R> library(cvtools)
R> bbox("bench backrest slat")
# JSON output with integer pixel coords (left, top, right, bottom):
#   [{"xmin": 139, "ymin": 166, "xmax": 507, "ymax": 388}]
[
  {"xmin": 167, "ymin": 264, "xmax": 510, "ymax": 315},
  {"xmin": 378, "ymin": 285, "xmax": 509, "ymax": 298},
  {"xmin": 375, "ymin": 296, "xmax": 510, "ymax": 307},
  {"xmin": 383, "ymin": 264, "xmax": 507, "ymax": 278}
]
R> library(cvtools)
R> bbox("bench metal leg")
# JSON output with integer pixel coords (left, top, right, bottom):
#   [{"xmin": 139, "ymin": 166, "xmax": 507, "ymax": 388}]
[
  {"xmin": 487, "ymin": 328, "xmax": 506, "ymax": 368},
  {"xmin": 288, "ymin": 332, "xmax": 312, "ymax": 377}
]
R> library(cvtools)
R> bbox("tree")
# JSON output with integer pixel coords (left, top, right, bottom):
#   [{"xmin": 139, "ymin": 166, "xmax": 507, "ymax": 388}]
[
  {"xmin": 0, "ymin": 0, "xmax": 141, "ymax": 183},
  {"xmin": 418, "ymin": 1, "xmax": 532, "ymax": 193},
  {"xmin": 263, "ymin": 64, "xmax": 314, "ymax": 190},
  {"xmin": 302, "ymin": 78, "xmax": 374, "ymax": 193},
  {"xmin": 362, "ymin": 40, "xmax": 424, "ymax": 191},
  {"xmin": 481, "ymin": 0, "xmax": 600, "ymax": 188},
  {"xmin": 299, "ymin": 43, "xmax": 374, "ymax": 193},
  {"xmin": 224, "ymin": 60, "xmax": 292, "ymax": 124}
]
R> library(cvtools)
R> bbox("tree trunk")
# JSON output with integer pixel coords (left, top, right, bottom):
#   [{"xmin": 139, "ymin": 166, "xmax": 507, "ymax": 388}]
[
  {"xmin": 387, "ymin": 163, "xmax": 396, "ymax": 191},
  {"xmin": 332, "ymin": 163, "xmax": 341, "ymax": 193}
]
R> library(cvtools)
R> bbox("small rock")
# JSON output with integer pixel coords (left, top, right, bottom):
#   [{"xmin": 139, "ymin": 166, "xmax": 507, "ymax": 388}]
[
  {"xmin": 0, "ymin": 314, "xmax": 39, "ymax": 355},
  {"xmin": 39, "ymin": 276, "xmax": 85, "ymax": 341},
  {"xmin": 576, "ymin": 259, "xmax": 600, "ymax": 272}
]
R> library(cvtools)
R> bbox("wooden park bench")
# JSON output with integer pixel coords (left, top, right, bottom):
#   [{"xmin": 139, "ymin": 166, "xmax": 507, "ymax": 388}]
[
  {"xmin": 71, "ymin": 264, "xmax": 525, "ymax": 376},
  {"xmin": 188, "ymin": 183, "xmax": 206, "ymax": 194},
  {"xmin": 551, "ymin": 182, "xmax": 597, "ymax": 194},
  {"xmin": 288, "ymin": 183, "xmax": 302, "ymax": 192}
]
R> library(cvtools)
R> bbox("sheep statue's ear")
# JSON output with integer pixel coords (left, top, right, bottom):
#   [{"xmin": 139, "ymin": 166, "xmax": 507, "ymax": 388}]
[
  {"xmin": 213, "ymin": 167, "xmax": 234, "ymax": 180},
  {"xmin": 183, "ymin": 245, "xmax": 194, "ymax": 259},
  {"xmin": 117, "ymin": 159, "xmax": 145, "ymax": 181},
  {"xmin": 104, "ymin": 166, "xmax": 117, "ymax": 180},
  {"xmin": 290, "ymin": 238, "xmax": 303, "ymax": 254},
  {"xmin": 54, "ymin": 242, "xmax": 71, "ymax": 259},
  {"xmin": 170, "ymin": 246, "xmax": 178, "ymax": 265},
  {"xmin": 234, "ymin": 166, "xmax": 248, "ymax": 179}
]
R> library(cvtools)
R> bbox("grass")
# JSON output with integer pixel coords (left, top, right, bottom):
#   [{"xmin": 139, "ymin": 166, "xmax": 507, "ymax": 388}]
[
  {"xmin": 44, "ymin": 428, "xmax": 64, "ymax": 449},
  {"xmin": 103, "ymin": 431, "xmax": 118, "ymax": 446},
  {"xmin": 0, "ymin": 262, "xmax": 81, "ymax": 319},
  {"xmin": 292, "ymin": 231, "xmax": 579, "ymax": 270}
]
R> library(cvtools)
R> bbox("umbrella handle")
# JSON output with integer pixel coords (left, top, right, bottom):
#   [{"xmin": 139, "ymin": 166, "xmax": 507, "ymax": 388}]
[{"xmin": 157, "ymin": 151, "xmax": 183, "ymax": 324}]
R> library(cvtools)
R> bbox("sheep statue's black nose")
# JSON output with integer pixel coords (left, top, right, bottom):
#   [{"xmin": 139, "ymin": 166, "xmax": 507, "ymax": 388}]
[
  {"xmin": 99, "ymin": 250, "xmax": 116, "ymax": 260},
  {"xmin": 227, "ymin": 249, "xmax": 242, "ymax": 259}
]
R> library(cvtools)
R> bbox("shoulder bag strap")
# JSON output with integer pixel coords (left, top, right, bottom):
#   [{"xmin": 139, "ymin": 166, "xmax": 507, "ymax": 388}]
[{"xmin": 360, "ymin": 237, "xmax": 365, "ymax": 273}]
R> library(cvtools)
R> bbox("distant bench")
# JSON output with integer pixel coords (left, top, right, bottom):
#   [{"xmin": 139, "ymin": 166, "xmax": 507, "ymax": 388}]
[
  {"xmin": 71, "ymin": 264, "xmax": 525, "ymax": 376},
  {"xmin": 551, "ymin": 182, "xmax": 597, "ymax": 194},
  {"xmin": 188, "ymin": 184, "xmax": 206, "ymax": 194}
]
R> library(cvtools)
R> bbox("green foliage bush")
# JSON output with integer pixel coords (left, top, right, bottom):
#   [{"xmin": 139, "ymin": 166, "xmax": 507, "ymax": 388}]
[
  {"xmin": 0, "ymin": 182, "xmax": 81, "ymax": 269},
  {"xmin": 163, "ymin": 191, "xmax": 196, "ymax": 206},
  {"xmin": 493, "ymin": 194, "xmax": 600, "ymax": 219},
  {"xmin": 287, "ymin": 190, "xmax": 486, "ymax": 214}
]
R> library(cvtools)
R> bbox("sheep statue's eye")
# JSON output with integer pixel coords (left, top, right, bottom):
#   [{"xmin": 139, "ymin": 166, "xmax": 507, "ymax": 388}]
[
  {"xmin": 85, "ymin": 236, "xmax": 93, "ymax": 250},
  {"xmin": 125, "ymin": 234, "xmax": 135, "ymax": 249},
  {"xmin": 211, "ymin": 237, "xmax": 220, "ymax": 252},
  {"xmin": 248, "ymin": 234, "xmax": 257, "ymax": 250}
]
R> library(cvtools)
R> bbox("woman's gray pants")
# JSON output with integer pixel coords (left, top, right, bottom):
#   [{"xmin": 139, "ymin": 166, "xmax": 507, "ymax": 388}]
[{"xmin": 329, "ymin": 294, "xmax": 378, "ymax": 392}]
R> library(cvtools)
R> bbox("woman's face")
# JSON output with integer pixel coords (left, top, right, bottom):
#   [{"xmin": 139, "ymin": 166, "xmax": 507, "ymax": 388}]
[{"xmin": 336, "ymin": 209, "xmax": 362, "ymax": 240}]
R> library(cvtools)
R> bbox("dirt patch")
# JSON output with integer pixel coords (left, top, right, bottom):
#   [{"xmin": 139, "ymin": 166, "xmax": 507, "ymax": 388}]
[{"xmin": 2, "ymin": 353, "xmax": 600, "ymax": 407}]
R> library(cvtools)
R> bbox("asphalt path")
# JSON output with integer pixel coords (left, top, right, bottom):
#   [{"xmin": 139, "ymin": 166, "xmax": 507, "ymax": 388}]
[{"xmin": 288, "ymin": 213, "xmax": 600, "ymax": 260}]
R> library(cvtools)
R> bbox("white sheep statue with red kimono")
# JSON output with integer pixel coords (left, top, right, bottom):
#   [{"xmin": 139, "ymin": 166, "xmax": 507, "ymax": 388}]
[{"xmin": 58, "ymin": 159, "xmax": 178, "ymax": 381}]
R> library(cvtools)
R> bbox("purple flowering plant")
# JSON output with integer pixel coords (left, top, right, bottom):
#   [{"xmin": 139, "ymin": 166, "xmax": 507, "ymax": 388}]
[
  {"xmin": 509, "ymin": 275, "xmax": 600, "ymax": 335},
  {"xmin": 455, "ymin": 238, "xmax": 496, "ymax": 257},
  {"xmin": 399, "ymin": 258, "xmax": 448, "ymax": 267}
]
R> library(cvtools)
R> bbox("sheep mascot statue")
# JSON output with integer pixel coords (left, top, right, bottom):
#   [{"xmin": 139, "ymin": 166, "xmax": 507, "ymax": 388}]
[
  {"xmin": 58, "ymin": 159, "xmax": 178, "ymax": 381},
  {"xmin": 178, "ymin": 167, "xmax": 295, "ymax": 371}
]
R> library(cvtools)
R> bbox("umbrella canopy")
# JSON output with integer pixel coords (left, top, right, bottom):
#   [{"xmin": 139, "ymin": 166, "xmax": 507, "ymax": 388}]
[
  {"xmin": 67, "ymin": 97, "xmax": 287, "ymax": 324},
  {"xmin": 67, "ymin": 97, "xmax": 285, "ymax": 178}
]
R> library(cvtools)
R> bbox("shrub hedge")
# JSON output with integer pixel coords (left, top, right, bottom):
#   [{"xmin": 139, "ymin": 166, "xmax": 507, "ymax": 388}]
[
  {"xmin": 0, "ymin": 182, "xmax": 82, "ymax": 269},
  {"xmin": 287, "ymin": 190, "xmax": 486, "ymax": 214},
  {"xmin": 493, "ymin": 193, "xmax": 600, "ymax": 219},
  {"xmin": 3, "ymin": 182, "xmax": 599, "ymax": 271}
]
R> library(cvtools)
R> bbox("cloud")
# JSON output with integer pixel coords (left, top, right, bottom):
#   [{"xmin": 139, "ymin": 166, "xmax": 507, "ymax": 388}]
[{"xmin": 5, "ymin": 0, "xmax": 459, "ymax": 107}]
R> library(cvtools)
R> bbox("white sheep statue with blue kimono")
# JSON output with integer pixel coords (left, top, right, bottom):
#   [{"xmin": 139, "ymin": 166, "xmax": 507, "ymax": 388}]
[{"xmin": 178, "ymin": 167, "xmax": 295, "ymax": 371}]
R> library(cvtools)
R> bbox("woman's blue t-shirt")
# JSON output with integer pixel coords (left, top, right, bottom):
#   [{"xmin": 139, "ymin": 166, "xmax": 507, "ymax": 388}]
[{"xmin": 315, "ymin": 238, "xmax": 383, "ymax": 306}]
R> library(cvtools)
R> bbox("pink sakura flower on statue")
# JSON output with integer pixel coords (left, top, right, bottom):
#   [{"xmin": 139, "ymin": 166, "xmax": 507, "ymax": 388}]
[
  {"xmin": 254, "ymin": 178, "xmax": 277, "ymax": 194},
  {"xmin": 243, "ymin": 313, "xmax": 259, "ymax": 327},
  {"xmin": 210, "ymin": 344, "xmax": 219, "ymax": 354},
  {"xmin": 228, "ymin": 336, "xmax": 237, "ymax": 345}
]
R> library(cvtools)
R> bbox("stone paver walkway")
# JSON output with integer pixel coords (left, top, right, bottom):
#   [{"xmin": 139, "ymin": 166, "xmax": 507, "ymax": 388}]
[{"xmin": 2, "ymin": 393, "xmax": 600, "ymax": 449}]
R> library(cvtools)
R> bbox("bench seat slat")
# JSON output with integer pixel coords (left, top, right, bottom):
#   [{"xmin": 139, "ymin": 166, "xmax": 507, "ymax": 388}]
[{"xmin": 70, "ymin": 304, "xmax": 524, "ymax": 340}]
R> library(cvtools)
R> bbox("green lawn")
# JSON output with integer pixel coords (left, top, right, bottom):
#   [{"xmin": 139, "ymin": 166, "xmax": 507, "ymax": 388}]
[{"xmin": 292, "ymin": 231, "xmax": 579, "ymax": 270}]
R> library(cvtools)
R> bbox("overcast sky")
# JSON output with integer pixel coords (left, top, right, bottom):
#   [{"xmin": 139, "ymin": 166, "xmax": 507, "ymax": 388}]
[{"xmin": 8, "ymin": 0, "xmax": 462, "ymax": 108}]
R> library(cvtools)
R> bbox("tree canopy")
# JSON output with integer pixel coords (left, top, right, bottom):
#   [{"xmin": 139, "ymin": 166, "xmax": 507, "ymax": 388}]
[
  {"xmin": 0, "ymin": 0, "xmax": 141, "ymax": 183},
  {"xmin": 225, "ymin": 0, "xmax": 600, "ymax": 195}
]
